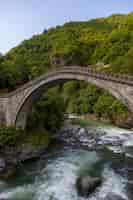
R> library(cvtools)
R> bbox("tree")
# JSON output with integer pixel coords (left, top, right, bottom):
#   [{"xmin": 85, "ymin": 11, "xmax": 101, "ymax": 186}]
[
  {"xmin": 94, "ymin": 92, "xmax": 114, "ymax": 119},
  {"xmin": 27, "ymin": 87, "xmax": 65, "ymax": 132}
]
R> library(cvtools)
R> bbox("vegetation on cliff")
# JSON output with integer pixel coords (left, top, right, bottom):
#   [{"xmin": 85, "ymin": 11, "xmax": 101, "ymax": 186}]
[
  {"xmin": 0, "ymin": 127, "xmax": 24, "ymax": 146},
  {"xmin": 0, "ymin": 126, "xmax": 49, "ymax": 148}
]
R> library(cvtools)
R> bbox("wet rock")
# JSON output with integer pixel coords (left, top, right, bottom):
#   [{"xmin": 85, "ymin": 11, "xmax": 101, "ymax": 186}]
[
  {"xmin": 18, "ymin": 144, "xmax": 46, "ymax": 161},
  {"xmin": 118, "ymin": 116, "xmax": 133, "ymax": 129},
  {"xmin": 77, "ymin": 128, "xmax": 88, "ymax": 136},
  {"xmin": 76, "ymin": 175, "xmax": 102, "ymax": 197},
  {"xmin": 0, "ymin": 158, "xmax": 6, "ymax": 172},
  {"xmin": 103, "ymin": 193, "xmax": 126, "ymax": 200},
  {"xmin": 0, "ymin": 143, "xmax": 48, "ymax": 179},
  {"xmin": 0, "ymin": 198, "xmax": 8, "ymax": 200},
  {"xmin": 3, "ymin": 165, "xmax": 16, "ymax": 179}
]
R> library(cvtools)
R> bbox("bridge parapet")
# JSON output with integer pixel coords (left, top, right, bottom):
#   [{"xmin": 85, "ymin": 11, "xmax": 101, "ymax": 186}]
[
  {"xmin": 0, "ymin": 66, "xmax": 133, "ymax": 98},
  {"xmin": 1, "ymin": 66, "xmax": 133, "ymax": 98},
  {"xmin": 0, "ymin": 66, "xmax": 133, "ymax": 128}
]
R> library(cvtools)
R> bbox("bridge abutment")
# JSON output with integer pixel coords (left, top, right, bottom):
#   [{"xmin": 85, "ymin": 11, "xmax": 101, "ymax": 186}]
[{"xmin": 0, "ymin": 98, "xmax": 12, "ymax": 127}]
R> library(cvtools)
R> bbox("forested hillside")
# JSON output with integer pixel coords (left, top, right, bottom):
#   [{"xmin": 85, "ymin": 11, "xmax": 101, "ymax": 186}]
[
  {"xmin": 0, "ymin": 12, "xmax": 133, "ymax": 91},
  {"xmin": 0, "ymin": 13, "xmax": 133, "ymax": 129}
]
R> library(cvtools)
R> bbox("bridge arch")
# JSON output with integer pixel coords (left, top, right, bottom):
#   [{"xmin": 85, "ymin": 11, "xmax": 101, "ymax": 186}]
[{"xmin": 12, "ymin": 67, "xmax": 132, "ymax": 129}]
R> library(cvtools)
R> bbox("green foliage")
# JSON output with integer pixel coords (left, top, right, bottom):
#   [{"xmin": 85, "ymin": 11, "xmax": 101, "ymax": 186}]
[
  {"xmin": 1, "ymin": 12, "xmax": 133, "ymax": 91},
  {"xmin": 67, "ymin": 94, "xmax": 80, "ymax": 114},
  {"xmin": 0, "ymin": 127, "xmax": 24, "ymax": 146},
  {"xmin": 110, "ymin": 100, "xmax": 129, "ymax": 120},
  {"xmin": 78, "ymin": 85, "xmax": 102, "ymax": 114},
  {"xmin": 23, "ymin": 131, "xmax": 49, "ymax": 147},
  {"xmin": 63, "ymin": 81, "xmax": 79, "ymax": 104},
  {"xmin": 93, "ymin": 92, "xmax": 128, "ymax": 121},
  {"xmin": 94, "ymin": 92, "xmax": 115, "ymax": 119},
  {"xmin": 0, "ymin": 126, "xmax": 49, "ymax": 149},
  {"xmin": 62, "ymin": 81, "xmax": 128, "ymax": 123},
  {"xmin": 27, "ymin": 87, "xmax": 65, "ymax": 132}
]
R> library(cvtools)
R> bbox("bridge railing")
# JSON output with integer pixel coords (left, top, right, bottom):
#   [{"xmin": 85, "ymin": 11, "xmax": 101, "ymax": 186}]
[
  {"xmin": 1, "ymin": 66, "xmax": 133, "ymax": 98},
  {"xmin": 60, "ymin": 66, "xmax": 133, "ymax": 85}
]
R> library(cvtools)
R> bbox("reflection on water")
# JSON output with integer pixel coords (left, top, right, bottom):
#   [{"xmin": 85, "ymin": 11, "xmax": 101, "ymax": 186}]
[{"xmin": 0, "ymin": 123, "xmax": 133, "ymax": 200}]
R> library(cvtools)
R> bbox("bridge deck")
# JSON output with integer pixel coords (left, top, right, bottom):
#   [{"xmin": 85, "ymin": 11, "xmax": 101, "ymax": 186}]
[{"xmin": 0, "ymin": 66, "xmax": 133, "ymax": 98}]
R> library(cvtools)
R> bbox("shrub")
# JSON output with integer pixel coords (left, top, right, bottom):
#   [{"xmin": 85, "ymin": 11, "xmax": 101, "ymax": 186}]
[{"xmin": 0, "ymin": 127, "xmax": 24, "ymax": 146}]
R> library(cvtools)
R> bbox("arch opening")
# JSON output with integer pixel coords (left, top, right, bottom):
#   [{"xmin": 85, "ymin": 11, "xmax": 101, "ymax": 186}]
[{"xmin": 15, "ymin": 72, "xmax": 129, "ymax": 130}]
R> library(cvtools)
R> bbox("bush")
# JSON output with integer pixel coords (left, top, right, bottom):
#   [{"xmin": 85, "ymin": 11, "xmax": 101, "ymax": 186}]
[
  {"xmin": 93, "ymin": 92, "xmax": 115, "ymax": 119},
  {"xmin": 0, "ymin": 127, "xmax": 24, "ymax": 146},
  {"xmin": 93, "ymin": 92, "xmax": 129, "ymax": 121},
  {"xmin": 27, "ymin": 87, "xmax": 65, "ymax": 132},
  {"xmin": 110, "ymin": 100, "xmax": 129, "ymax": 121}
]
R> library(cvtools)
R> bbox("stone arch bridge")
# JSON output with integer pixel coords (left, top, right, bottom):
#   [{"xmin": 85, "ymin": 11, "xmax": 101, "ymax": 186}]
[{"xmin": 0, "ymin": 66, "xmax": 133, "ymax": 129}]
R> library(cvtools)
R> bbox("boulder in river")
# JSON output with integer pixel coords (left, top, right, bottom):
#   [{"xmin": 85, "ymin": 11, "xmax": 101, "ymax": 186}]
[
  {"xmin": 76, "ymin": 175, "xmax": 102, "ymax": 197},
  {"xmin": 118, "ymin": 116, "xmax": 133, "ymax": 129},
  {"xmin": 103, "ymin": 193, "xmax": 126, "ymax": 200}
]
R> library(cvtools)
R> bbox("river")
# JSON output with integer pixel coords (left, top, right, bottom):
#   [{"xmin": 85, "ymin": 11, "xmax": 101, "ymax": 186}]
[{"xmin": 0, "ymin": 121, "xmax": 133, "ymax": 200}]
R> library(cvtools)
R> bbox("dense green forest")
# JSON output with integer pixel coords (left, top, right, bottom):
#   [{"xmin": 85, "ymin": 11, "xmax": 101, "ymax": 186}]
[
  {"xmin": 1, "ymin": 12, "xmax": 133, "ymax": 91},
  {"xmin": 0, "ymin": 13, "xmax": 133, "ymax": 133}
]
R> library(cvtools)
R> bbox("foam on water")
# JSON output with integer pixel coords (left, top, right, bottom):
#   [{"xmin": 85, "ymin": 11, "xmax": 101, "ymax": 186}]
[
  {"xmin": 89, "ymin": 166, "xmax": 128, "ymax": 200},
  {"xmin": 0, "ymin": 185, "xmax": 34, "ymax": 200},
  {"xmin": 95, "ymin": 125, "xmax": 133, "ymax": 157},
  {"xmin": 35, "ymin": 150, "xmax": 99, "ymax": 200},
  {"xmin": 0, "ymin": 123, "xmax": 132, "ymax": 200}
]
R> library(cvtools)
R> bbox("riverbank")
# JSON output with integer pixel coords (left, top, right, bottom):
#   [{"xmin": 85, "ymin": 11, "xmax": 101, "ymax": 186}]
[
  {"xmin": 68, "ymin": 113, "xmax": 133, "ymax": 129},
  {"xmin": 0, "ymin": 119, "xmax": 133, "ymax": 200},
  {"xmin": 0, "ymin": 130, "xmax": 50, "ymax": 179},
  {"xmin": 0, "ymin": 115, "xmax": 133, "ymax": 180}
]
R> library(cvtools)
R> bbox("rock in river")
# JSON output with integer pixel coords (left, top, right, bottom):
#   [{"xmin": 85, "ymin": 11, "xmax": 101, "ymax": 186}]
[
  {"xmin": 76, "ymin": 175, "xmax": 102, "ymax": 197},
  {"xmin": 103, "ymin": 193, "xmax": 126, "ymax": 200}
]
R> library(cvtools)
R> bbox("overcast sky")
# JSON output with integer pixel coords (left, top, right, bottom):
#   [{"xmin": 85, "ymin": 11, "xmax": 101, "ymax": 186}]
[{"xmin": 0, "ymin": 0, "xmax": 133, "ymax": 53}]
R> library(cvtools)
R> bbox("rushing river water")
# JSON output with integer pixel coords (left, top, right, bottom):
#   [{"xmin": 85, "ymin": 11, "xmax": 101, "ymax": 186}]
[{"xmin": 0, "ymin": 122, "xmax": 133, "ymax": 200}]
